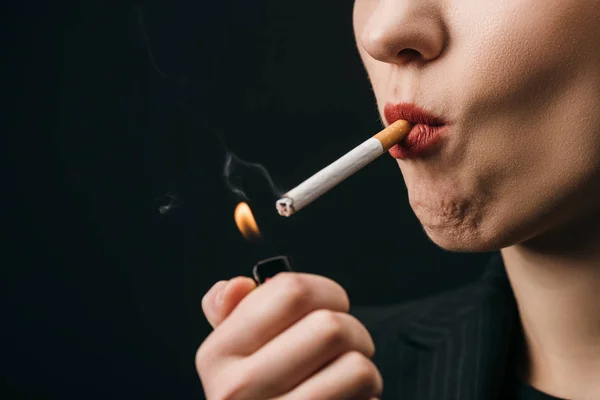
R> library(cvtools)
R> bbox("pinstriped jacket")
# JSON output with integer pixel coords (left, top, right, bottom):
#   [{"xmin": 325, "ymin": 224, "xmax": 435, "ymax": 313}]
[{"xmin": 351, "ymin": 254, "xmax": 520, "ymax": 400}]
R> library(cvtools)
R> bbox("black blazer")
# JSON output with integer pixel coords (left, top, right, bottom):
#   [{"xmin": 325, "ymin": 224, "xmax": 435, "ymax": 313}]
[{"xmin": 351, "ymin": 253, "xmax": 521, "ymax": 400}]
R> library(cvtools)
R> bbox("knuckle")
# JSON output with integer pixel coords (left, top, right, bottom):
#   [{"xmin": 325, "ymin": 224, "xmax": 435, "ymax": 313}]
[
  {"xmin": 195, "ymin": 342, "xmax": 210, "ymax": 373},
  {"xmin": 324, "ymin": 276, "xmax": 351, "ymax": 312},
  {"xmin": 365, "ymin": 332, "xmax": 376, "ymax": 358},
  {"xmin": 337, "ymin": 285, "xmax": 351, "ymax": 313},
  {"xmin": 312, "ymin": 310, "xmax": 348, "ymax": 346},
  {"xmin": 194, "ymin": 336, "xmax": 222, "ymax": 374},
  {"xmin": 276, "ymin": 273, "xmax": 311, "ymax": 307},
  {"xmin": 347, "ymin": 315, "xmax": 376, "ymax": 358},
  {"xmin": 313, "ymin": 311, "xmax": 376, "ymax": 358},
  {"xmin": 347, "ymin": 351, "xmax": 382, "ymax": 393}
]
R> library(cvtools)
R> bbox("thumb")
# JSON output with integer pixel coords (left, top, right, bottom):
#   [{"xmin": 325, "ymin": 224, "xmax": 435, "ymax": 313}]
[{"xmin": 202, "ymin": 276, "xmax": 257, "ymax": 329}]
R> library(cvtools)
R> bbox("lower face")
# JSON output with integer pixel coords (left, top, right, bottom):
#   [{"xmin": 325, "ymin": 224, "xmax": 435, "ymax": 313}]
[{"xmin": 354, "ymin": 0, "xmax": 600, "ymax": 251}]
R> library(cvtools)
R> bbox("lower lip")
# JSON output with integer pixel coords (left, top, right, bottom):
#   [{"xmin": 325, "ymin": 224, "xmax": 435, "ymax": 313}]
[{"xmin": 388, "ymin": 124, "xmax": 447, "ymax": 159}]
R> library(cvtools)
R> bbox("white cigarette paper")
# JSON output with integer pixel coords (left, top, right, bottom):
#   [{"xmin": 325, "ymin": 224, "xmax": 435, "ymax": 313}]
[{"xmin": 276, "ymin": 120, "xmax": 412, "ymax": 217}]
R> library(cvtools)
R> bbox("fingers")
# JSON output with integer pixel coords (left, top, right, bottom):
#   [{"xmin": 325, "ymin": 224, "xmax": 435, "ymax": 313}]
[
  {"xmin": 234, "ymin": 310, "xmax": 376, "ymax": 399},
  {"xmin": 202, "ymin": 277, "xmax": 257, "ymax": 329},
  {"xmin": 278, "ymin": 351, "xmax": 383, "ymax": 400},
  {"xmin": 196, "ymin": 273, "xmax": 375, "ymax": 400},
  {"xmin": 207, "ymin": 272, "xmax": 351, "ymax": 357}
]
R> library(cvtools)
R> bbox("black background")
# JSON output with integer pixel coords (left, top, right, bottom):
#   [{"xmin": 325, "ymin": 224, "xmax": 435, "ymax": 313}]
[{"xmin": 4, "ymin": 1, "xmax": 491, "ymax": 398}]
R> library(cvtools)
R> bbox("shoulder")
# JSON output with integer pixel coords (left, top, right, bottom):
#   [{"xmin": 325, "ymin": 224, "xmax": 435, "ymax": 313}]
[
  {"xmin": 349, "ymin": 254, "xmax": 511, "ymax": 338},
  {"xmin": 350, "ymin": 281, "xmax": 483, "ymax": 337},
  {"xmin": 349, "ymin": 283, "xmax": 490, "ymax": 398},
  {"xmin": 347, "ymin": 255, "xmax": 518, "ymax": 399}
]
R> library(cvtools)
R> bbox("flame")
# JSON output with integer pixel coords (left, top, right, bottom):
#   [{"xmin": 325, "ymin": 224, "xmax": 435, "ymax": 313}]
[{"xmin": 234, "ymin": 202, "xmax": 262, "ymax": 242}]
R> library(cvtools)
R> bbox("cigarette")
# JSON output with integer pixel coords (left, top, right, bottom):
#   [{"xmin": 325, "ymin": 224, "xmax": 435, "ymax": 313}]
[{"xmin": 276, "ymin": 119, "xmax": 413, "ymax": 217}]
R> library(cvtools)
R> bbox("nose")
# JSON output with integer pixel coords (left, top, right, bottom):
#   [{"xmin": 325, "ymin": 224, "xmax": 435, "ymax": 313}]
[{"xmin": 358, "ymin": 1, "xmax": 447, "ymax": 65}]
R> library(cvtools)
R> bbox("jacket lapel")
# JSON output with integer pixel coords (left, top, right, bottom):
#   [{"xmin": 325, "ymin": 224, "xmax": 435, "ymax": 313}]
[{"xmin": 364, "ymin": 254, "xmax": 519, "ymax": 400}]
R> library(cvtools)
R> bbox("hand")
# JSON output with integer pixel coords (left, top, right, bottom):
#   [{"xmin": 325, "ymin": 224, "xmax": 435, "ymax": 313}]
[{"xmin": 196, "ymin": 273, "xmax": 383, "ymax": 400}]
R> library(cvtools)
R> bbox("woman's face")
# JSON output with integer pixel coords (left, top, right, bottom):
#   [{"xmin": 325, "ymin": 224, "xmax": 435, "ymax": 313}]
[{"xmin": 353, "ymin": 0, "xmax": 600, "ymax": 251}]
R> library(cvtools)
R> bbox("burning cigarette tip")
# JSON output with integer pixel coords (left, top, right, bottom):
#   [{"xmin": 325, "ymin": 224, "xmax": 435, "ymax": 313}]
[{"xmin": 276, "ymin": 197, "xmax": 294, "ymax": 217}]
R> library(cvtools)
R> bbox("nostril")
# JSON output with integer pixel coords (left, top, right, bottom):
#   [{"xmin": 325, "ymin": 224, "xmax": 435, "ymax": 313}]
[{"xmin": 397, "ymin": 48, "xmax": 422, "ymax": 60}]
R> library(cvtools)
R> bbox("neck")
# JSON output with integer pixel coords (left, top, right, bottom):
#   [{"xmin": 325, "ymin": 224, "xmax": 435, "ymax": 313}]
[{"xmin": 502, "ymin": 213, "xmax": 600, "ymax": 399}]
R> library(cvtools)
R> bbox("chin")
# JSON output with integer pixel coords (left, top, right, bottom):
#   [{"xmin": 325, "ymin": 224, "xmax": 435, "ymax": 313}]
[
  {"xmin": 417, "ymin": 214, "xmax": 519, "ymax": 253},
  {"xmin": 407, "ymin": 188, "xmax": 534, "ymax": 253},
  {"xmin": 423, "ymin": 226, "xmax": 503, "ymax": 253}
]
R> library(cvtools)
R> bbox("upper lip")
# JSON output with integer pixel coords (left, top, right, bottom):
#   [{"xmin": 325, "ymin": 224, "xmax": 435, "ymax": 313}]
[{"xmin": 384, "ymin": 103, "xmax": 447, "ymax": 127}]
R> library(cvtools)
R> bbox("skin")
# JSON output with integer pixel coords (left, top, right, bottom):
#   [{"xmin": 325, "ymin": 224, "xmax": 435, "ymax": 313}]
[
  {"xmin": 196, "ymin": 275, "xmax": 382, "ymax": 399},
  {"xmin": 197, "ymin": 1, "xmax": 600, "ymax": 399},
  {"xmin": 353, "ymin": 0, "xmax": 600, "ymax": 398}
]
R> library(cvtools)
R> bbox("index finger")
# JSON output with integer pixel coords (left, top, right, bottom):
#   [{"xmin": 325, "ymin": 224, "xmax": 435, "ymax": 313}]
[{"xmin": 206, "ymin": 272, "xmax": 350, "ymax": 357}]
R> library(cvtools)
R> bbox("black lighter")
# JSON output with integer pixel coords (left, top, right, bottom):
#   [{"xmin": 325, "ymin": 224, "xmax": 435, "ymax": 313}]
[{"xmin": 252, "ymin": 255, "xmax": 294, "ymax": 286}]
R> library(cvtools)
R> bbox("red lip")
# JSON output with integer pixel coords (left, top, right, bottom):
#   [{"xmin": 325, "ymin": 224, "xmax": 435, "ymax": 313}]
[{"xmin": 384, "ymin": 103, "xmax": 448, "ymax": 159}]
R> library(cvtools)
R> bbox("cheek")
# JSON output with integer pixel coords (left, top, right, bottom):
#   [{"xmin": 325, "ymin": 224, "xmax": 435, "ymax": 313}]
[
  {"xmin": 450, "ymin": 1, "xmax": 600, "ymax": 113},
  {"xmin": 444, "ymin": 0, "xmax": 600, "ymax": 213}
]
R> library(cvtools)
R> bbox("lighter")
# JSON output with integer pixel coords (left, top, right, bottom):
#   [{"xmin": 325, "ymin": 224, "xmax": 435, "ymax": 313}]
[{"xmin": 252, "ymin": 255, "xmax": 294, "ymax": 286}]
